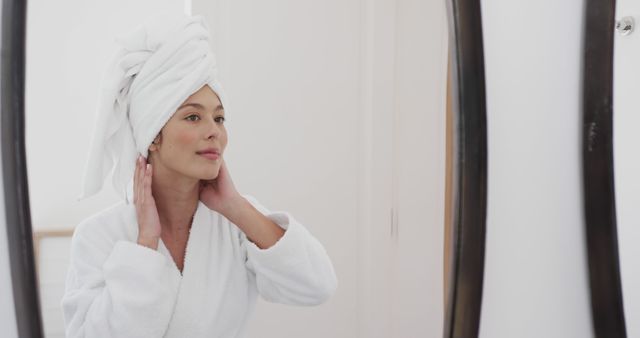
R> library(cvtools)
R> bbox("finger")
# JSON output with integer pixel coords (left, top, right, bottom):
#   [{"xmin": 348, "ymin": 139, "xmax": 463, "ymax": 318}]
[
  {"xmin": 136, "ymin": 156, "xmax": 145, "ymax": 204},
  {"xmin": 141, "ymin": 163, "xmax": 148, "ymax": 205},
  {"xmin": 143, "ymin": 163, "xmax": 152, "ymax": 204},
  {"xmin": 137, "ymin": 156, "xmax": 147, "ymax": 204},
  {"xmin": 134, "ymin": 156, "xmax": 141, "ymax": 204}
]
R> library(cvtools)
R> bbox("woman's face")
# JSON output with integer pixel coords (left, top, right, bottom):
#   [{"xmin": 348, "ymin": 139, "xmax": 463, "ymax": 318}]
[{"xmin": 148, "ymin": 85, "xmax": 227, "ymax": 181}]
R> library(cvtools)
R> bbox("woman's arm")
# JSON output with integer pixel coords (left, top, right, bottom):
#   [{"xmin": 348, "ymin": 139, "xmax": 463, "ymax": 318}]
[
  {"xmin": 223, "ymin": 195, "xmax": 285, "ymax": 249},
  {"xmin": 238, "ymin": 195, "xmax": 338, "ymax": 306}
]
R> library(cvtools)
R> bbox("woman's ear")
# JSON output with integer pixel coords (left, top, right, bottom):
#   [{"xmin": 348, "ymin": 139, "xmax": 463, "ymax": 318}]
[{"xmin": 149, "ymin": 133, "xmax": 162, "ymax": 152}]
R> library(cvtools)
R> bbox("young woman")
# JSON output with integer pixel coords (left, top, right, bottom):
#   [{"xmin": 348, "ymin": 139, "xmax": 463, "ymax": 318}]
[{"xmin": 61, "ymin": 13, "xmax": 337, "ymax": 338}]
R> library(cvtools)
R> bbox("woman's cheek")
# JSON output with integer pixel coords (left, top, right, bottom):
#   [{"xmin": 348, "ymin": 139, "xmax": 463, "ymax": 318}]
[{"xmin": 176, "ymin": 130, "xmax": 198, "ymax": 145}]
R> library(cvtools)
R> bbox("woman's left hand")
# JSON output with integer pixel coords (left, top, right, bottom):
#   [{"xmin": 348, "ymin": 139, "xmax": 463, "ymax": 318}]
[{"xmin": 199, "ymin": 158, "xmax": 244, "ymax": 215}]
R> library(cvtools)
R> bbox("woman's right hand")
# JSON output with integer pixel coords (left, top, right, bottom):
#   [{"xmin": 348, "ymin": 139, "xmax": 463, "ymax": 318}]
[{"xmin": 134, "ymin": 155, "xmax": 162, "ymax": 250}]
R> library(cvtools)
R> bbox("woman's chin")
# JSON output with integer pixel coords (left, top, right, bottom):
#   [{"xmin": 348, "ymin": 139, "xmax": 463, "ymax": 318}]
[{"xmin": 201, "ymin": 168, "xmax": 220, "ymax": 180}]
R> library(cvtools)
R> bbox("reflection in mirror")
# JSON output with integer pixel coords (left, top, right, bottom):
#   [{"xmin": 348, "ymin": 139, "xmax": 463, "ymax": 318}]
[{"xmin": 25, "ymin": 0, "xmax": 450, "ymax": 337}]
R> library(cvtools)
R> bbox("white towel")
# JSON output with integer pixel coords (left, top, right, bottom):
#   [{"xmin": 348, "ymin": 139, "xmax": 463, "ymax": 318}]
[{"xmin": 78, "ymin": 12, "xmax": 226, "ymax": 202}]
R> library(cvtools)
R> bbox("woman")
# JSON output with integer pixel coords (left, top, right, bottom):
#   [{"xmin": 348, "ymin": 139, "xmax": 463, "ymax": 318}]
[{"xmin": 61, "ymin": 12, "xmax": 337, "ymax": 338}]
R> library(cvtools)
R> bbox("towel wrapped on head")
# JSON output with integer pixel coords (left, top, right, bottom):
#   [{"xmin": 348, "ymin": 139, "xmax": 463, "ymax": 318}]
[{"xmin": 78, "ymin": 12, "xmax": 226, "ymax": 203}]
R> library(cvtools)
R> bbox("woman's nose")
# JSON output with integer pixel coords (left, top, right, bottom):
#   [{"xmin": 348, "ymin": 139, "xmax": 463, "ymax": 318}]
[{"xmin": 205, "ymin": 116, "xmax": 221, "ymax": 139}]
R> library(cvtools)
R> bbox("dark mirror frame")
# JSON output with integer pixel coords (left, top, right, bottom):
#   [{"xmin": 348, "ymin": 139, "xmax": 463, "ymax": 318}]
[
  {"xmin": 444, "ymin": 0, "xmax": 488, "ymax": 337},
  {"xmin": 2, "ymin": 1, "xmax": 489, "ymax": 337},
  {"xmin": 2, "ymin": 0, "xmax": 45, "ymax": 337},
  {"xmin": 582, "ymin": 0, "xmax": 627, "ymax": 337}
]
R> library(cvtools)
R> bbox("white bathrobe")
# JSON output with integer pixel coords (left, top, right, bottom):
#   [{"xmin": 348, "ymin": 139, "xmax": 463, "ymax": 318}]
[{"xmin": 61, "ymin": 195, "xmax": 337, "ymax": 338}]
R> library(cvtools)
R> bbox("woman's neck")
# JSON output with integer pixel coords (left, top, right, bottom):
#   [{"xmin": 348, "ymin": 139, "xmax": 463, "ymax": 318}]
[{"xmin": 150, "ymin": 164, "xmax": 200, "ymax": 236}]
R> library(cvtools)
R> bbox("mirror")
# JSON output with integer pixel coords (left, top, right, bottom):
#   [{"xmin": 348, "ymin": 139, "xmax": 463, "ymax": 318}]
[{"xmin": 23, "ymin": 0, "xmax": 464, "ymax": 337}]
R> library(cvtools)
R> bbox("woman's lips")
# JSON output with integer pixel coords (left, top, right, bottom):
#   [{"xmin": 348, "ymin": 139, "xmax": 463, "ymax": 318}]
[{"xmin": 198, "ymin": 152, "xmax": 220, "ymax": 160}]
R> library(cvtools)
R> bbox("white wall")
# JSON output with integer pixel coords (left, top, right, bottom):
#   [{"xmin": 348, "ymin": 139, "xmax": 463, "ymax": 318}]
[
  {"xmin": 25, "ymin": 0, "xmax": 188, "ymax": 230},
  {"xmin": 191, "ymin": 1, "xmax": 360, "ymax": 336},
  {"xmin": 348, "ymin": 0, "xmax": 448, "ymax": 337},
  {"xmin": 613, "ymin": 1, "xmax": 640, "ymax": 337},
  {"xmin": 391, "ymin": 0, "xmax": 447, "ymax": 336},
  {"xmin": 480, "ymin": 0, "xmax": 594, "ymax": 337},
  {"xmin": 356, "ymin": 1, "xmax": 397, "ymax": 336}
]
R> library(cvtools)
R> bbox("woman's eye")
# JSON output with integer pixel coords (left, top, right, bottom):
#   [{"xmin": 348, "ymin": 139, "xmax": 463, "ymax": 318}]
[
  {"xmin": 186, "ymin": 114, "xmax": 200, "ymax": 122},
  {"xmin": 215, "ymin": 116, "xmax": 226, "ymax": 124}
]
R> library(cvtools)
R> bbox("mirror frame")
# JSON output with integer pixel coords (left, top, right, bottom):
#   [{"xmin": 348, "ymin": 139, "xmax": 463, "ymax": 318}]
[
  {"xmin": 582, "ymin": 0, "xmax": 627, "ymax": 336},
  {"xmin": 1, "ymin": 0, "xmax": 44, "ymax": 336},
  {"xmin": 444, "ymin": 0, "xmax": 488, "ymax": 337}
]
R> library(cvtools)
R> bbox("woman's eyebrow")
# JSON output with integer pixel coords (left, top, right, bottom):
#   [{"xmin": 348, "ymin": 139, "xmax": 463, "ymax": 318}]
[{"xmin": 178, "ymin": 103, "xmax": 224, "ymax": 112}]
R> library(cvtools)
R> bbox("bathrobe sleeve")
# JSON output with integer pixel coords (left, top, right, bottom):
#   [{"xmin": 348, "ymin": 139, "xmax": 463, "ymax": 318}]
[
  {"xmin": 61, "ymin": 220, "xmax": 182, "ymax": 338},
  {"xmin": 239, "ymin": 195, "xmax": 338, "ymax": 306}
]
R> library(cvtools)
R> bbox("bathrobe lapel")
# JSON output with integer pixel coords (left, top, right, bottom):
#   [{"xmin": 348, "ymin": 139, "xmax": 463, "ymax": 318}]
[
  {"xmin": 159, "ymin": 201, "xmax": 211, "ymax": 336},
  {"xmin": 155, "ymin": 201, "xmax": 256, "ymax": 337}
]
